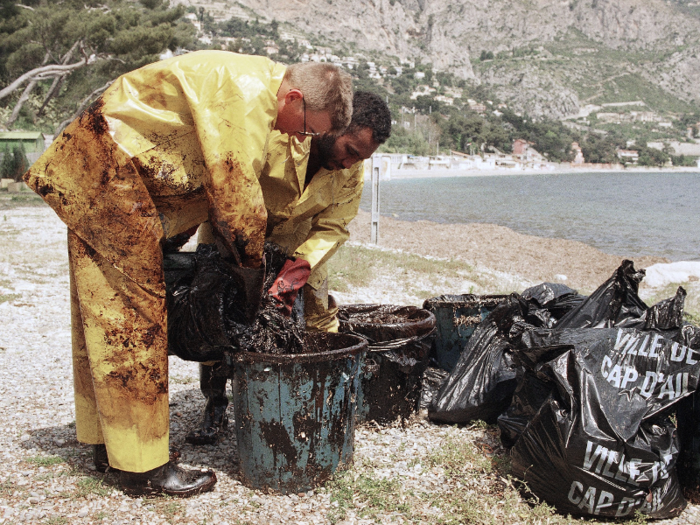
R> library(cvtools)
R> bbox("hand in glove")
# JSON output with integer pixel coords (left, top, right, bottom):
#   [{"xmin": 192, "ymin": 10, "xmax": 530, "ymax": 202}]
[{"xmin": 268, "ymin": 258, "xmax": 311, "ymax": 316}]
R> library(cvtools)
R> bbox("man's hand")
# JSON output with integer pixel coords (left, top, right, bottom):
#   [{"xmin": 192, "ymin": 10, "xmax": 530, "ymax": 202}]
[{"xmin": 268, "ymin": 258, "xmax": 311, "ymax": 316}]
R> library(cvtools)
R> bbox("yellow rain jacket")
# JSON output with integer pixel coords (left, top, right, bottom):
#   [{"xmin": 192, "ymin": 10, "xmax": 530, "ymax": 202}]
[
  {"xmin": 24, "ymin": 51, "xmax": 286, "ymax": 472},
  {"xmin": 261, "ymin": 131, "xmax": 364, "ymax": 331},
  {"xmin": 199, "ymin": 131, "xmax": 364, "ymax": 331}
]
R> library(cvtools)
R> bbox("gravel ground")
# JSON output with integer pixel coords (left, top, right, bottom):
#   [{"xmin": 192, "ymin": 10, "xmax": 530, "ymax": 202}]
[{"xmin": 0, "ymin": 205, "xmax": 698, "ymax": 524}]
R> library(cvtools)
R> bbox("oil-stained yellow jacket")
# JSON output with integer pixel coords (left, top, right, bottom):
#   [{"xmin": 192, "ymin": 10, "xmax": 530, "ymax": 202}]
[
  {"xmin": 25, "ymin": 51, "xmax": 285, "ymax": 294},
  {"xmin": 259, "ymin": 131, "xmax": 364, "ymax": 290}
]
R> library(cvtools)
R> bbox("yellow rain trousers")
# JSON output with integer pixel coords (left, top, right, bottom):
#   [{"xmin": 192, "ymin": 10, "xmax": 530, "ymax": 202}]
[
  {"xmin": 198, "ymin": 131, "xmax": 364, "ymax": 331},
  {"xmin": 24, "ymin": 51, "xmax": 286, "ymax": 472}
]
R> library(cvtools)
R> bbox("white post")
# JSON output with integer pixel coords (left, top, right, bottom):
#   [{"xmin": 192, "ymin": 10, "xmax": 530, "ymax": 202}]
[{"xmin": 370, "ymin": 158, "xmax": 380, "ymax": 245}]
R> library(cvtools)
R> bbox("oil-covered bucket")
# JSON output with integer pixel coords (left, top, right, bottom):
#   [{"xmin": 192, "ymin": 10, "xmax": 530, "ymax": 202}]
[
  {"xmin": 338, "ymin": 304, "xmax": 436, "ymax": 425},
  {"xmin": 422, "ymin": 294, "xmax": 507, "ymax": 372},
  {"xmin": 231, "ymin": 332, "xmax": 367, "ymax": 494}
]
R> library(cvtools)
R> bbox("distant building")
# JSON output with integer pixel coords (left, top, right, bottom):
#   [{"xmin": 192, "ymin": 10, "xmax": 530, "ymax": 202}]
[
  {"xmin": 410, "ymin": 85, "xmax": 436, "ymax": 100},
  {"xmin": 630, "ymin": 111, "xmax": 657, "ymax": 122},
  {"xmin": 434, "ymin": 95, "xmax": 454, "ymax": 106},
  {"xmin": 597, "ymin": 112, "xmax": 622, "ymax": 124},
  {"xmin": 0, "ymin": 131, "xmax": 47, "ymax": 165},
  {"xmin": 0, "ymin": 131, "xmax": 45, "ymax": 154},
  {"xmin": 512, "ymin": 139, "xmax": 529, "ymax": 156},
  {"xmin": 264, "ymin": 40, "xmax": 279, "ymax": 55},
  {"xmin": 570, "ymin": 142, "xmax": 585, "ymax": 164},
  {"xmin": 617, "ymin": 149, "xmax": 639, "ymax": 164},
  {"xmin": 512, "ymin": 138, "xmax": 546, "ymax": 164}
]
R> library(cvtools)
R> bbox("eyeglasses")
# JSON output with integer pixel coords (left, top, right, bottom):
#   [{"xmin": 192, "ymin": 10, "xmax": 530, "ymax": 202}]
[{"xmin": 298, "ymin": 98, "xmax": 320, "ymax": 137}]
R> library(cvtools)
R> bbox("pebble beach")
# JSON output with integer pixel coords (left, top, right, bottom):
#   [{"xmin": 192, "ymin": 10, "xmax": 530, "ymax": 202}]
[{"xmin": 0, "ymin": 203, "xmax": 698, "ymax": 524}]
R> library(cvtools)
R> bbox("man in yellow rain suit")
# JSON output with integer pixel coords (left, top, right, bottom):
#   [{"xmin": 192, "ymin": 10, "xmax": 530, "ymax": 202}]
[
  {"xmin": 187, "ymin": 91, "xmax": 392, "ymax": 445},
  {"xmin": 23, "ymin": 50, "xmax": 353, "ymax": 497}
]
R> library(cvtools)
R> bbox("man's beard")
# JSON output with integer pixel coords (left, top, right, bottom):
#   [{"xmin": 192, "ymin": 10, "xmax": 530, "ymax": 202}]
[{"xmin": 316, "ymin": 134, "xmax": 337, "ymax": 170}]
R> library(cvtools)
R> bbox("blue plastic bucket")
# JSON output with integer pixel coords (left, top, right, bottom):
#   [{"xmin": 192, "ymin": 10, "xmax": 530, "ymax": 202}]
[
  {"xmin": 422, "ymin": 294, "xmax": 508, "ymax": 372},
  {"xmin": 232, "ymin": 332, "xmax": 367, "ymax": 494}
]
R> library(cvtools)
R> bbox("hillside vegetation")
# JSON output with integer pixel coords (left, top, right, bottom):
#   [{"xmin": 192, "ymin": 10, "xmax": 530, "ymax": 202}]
[{"xmin": 2, "ymin": 0, "xmax": 700, "ymax": 166}]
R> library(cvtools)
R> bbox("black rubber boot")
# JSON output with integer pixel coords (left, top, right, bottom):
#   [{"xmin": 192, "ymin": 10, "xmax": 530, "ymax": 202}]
[
  {"xmin": 185, "ymin": 364, "xmax": 229, "ymax": 446},
  {"xmin": 93, "ymin": 444, "xmax": 112, "ymax": 473},
  {"xmin": 120, "ymin": 461, "xmax": 217, "ymax": 497}
]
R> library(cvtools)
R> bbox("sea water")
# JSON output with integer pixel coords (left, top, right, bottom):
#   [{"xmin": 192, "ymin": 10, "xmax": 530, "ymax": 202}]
[{"xmin": 358, "ymin": 171, "xmax": 700, "ymax": 262}]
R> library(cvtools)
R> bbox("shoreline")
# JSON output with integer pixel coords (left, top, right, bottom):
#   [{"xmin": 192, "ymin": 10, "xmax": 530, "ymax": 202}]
[
  {"xmin": 347, "ymin": 209, "xmax": 674, "ymax": 295},
  {"xmin": 377, "ymin": 165, "xmax": 700, "ymax": 180}
]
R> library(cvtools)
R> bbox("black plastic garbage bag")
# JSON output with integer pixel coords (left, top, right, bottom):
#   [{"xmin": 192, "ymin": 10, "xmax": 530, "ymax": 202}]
[
  {"xmin": 555, "ymin": 259, "xmax": 648, "ymax": 329},
  {"xmin": 504, "ymin": 271, "xmax": 700, "ymax": 502},
  {"xmin": 662, "ymin": 287, "xmax": 700, "ymax": 499},
  {"xmin": 420, "ymin": 367, "xmax": 450, "ymax": 409},
  {"xmin": 520, "ymin": 282, "xmax": 587, "ymax": 321},
  {"xmin": 166, "ymin": 244, "xmax": 265, "ymax": 362},
  {"xmin": 501, "ymin": 286, "xmax": 696, "ymax": 446},
  {"xmin": 497, "ymin": 369, "xmax": 551, "ymax": 448},
  {"xmin": 427, "ymin": 295, "xmax": 546, "ymax": 424},
  {"xmin": 507, "ymin": 326, "xmax": 700, "ymax": 519},
  {"xmin": 165, "ymin": 242, "xmax": 305, "ymax": 362}
]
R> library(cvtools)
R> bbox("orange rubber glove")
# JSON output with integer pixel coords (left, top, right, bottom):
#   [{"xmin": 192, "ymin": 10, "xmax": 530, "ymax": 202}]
[{"xmin": 268, "ymin": 258, "xmax": 311, "ymax": 316}]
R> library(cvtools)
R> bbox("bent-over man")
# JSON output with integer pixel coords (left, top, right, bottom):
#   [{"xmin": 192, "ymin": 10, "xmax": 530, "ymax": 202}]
[{"xmin": 24, "ymin": 50, "xmax": 353, "ymax": 496}]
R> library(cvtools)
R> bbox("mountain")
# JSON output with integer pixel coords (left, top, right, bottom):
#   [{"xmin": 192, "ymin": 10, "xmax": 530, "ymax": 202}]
[{"xmin": 182, "ymin": 0, "xmax": 700, "ymax": 120}]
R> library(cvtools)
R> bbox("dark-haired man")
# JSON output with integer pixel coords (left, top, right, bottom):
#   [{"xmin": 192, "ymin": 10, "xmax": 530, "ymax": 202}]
[{"xmin": 188, "ymin": 91, "xmax": 392, "ymax": 444}]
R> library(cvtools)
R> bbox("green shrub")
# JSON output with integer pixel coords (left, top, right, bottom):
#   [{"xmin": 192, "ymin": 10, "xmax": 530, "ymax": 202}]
[{"xmin": 0, "ymin": 144, "xmax": 29, "ymax": 181}]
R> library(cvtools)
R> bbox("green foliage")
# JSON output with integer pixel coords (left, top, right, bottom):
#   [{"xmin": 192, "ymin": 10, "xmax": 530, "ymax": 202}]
[
  {"xmin": 0, "ymin": 293, "xmax": 20, "ymax": 304},
  {"xmin": 497, "ymin": 110, "xmax": 575, "ymax": 161},
  {"xmin": 326, "ymin": 469, "xmax": 409, "ymax": 523},
  {"xmin": 579, "ymin": 132, "xmax": 626, "ymax": 164},
  {"xmin": 596, "ymin": 74, "xmax": 695, "ymax": 114},
  {"xmin": 0, "ymin": 144, "xmax": 28, "ymax": 181},
  {"xmin": 380, "ymin": 125, "xmax": 430, "ymax": 155},
  {"xmin": 0, "ymin": 0, "xmax": 195, "ymax": 132},
  {"xmin": 216, "ymin": 17, "xmax": 279, "ymax": 40},
  {"xmin": 675, "ymin": 111, "xmax": 700, "ymax": 135},
  {"xmin": 0, "ymin": 192, "xmax": 45, "ymax": 210},
  {"xmin": 636, "ymin": 145, "xmax": 670, "ymax": 167},
  {"xmin": 671, "ymin": 154, "xmax": 699, "ymax": 167},
  {"xmin": 434, "ymin": 111, "xmax": 512, "ymax": 154}
]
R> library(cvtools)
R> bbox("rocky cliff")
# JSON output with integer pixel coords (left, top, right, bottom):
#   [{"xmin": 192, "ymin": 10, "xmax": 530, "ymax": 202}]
[{"xmin": 186, "ymin": 0, "xmax": 700, "ymax": 118}]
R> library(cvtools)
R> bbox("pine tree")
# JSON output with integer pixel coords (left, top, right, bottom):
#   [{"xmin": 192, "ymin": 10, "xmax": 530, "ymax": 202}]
[
  {"xmin": 0, "ymin": 145, "xmax": 12, "ymax": 179},
  {"xmin": 11, "ymin": 143, "xmax": 28, "ymax": 181}
]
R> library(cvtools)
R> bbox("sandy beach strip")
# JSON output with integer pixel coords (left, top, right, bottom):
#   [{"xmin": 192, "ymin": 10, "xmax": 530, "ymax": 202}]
[{"xmin": 347, "ymin": 208, "xmax": 671, "ymax": 295}]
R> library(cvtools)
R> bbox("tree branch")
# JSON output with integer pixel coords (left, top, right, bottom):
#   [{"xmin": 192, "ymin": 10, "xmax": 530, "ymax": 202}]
[
  {"xmin": 7, "ymin": 78, "xmax": 38, "ymax": 127},
  {"xmin": 37, "ymin": 74, "xmax": 67, "ymax": 117},
  {"xmin": 55, "ymin": 79, "xmax": 113, "ymax": 134},
  {"xmin": 37, "ymin": 41, "xmax": 83, "ymax": 116},
  {"xmin": 0, "ymin": 58, "xmax": 88, "ymax": 101}
]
